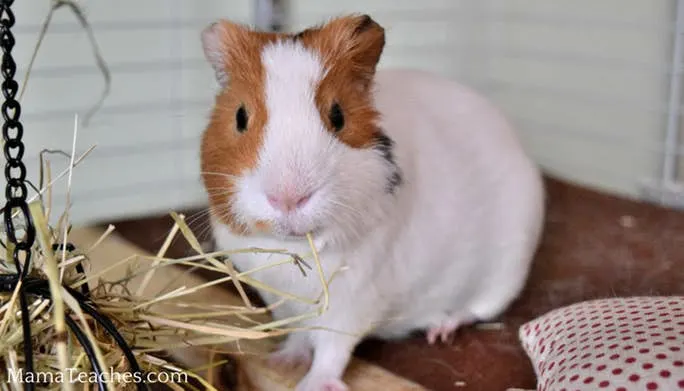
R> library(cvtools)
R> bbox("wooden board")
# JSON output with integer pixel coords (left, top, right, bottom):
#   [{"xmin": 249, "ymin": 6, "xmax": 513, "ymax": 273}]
[{"xmin": 69, "ymin": 226, "xmax": 428, "ymax": 391}]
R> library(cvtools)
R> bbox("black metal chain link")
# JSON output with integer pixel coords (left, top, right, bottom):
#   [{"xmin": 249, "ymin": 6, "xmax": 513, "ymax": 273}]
[
  {"xmin": 1, "ymin": 0, "xmax": 35, "ymax": 386},
  {"xmin": 1, "ymin": 0, "xmax": 35, "ymax": 279},
  {"xmin": 1, "ymin": 3, "xmax": 36, "ymax": 390}
]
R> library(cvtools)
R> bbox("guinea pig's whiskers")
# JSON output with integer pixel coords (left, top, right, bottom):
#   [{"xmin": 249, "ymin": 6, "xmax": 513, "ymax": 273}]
[
  {"xmin": 185, "ymin": 208, "xmax": 214, "ymax": 227},
  {"xmin": 194, "ymin": 221, "xmax": 216, "ymax": 241},
  {"xmin": 189, "ymin": 204, "xmax": 235, "ymax": 241},
  {"xmin": 328, "ymin": 199, "xmax": 362, "ymax": 218},
  {"xmin": 205, "ymin": 189, "xmax": 235, "ymax": 197},
  {"xmin": 190, "ymin": 203, "xmax": 231, "ymax": 222},
  {"xmin": 326, "ymin": 198, "xmax": 365, "ymax": 241},
  {"xmin": 200, "ymin": 171, "xmax": 240, "ymax": 180}
]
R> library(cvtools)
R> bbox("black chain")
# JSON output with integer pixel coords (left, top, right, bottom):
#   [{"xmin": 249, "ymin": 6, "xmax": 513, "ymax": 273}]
[
  {"xmin": 1, "ymin": 0, "xmax": 34, "ymax": 279},
  {"xmin": 1, "ymin": 2, "xmax": 35, "ymax": 390}
]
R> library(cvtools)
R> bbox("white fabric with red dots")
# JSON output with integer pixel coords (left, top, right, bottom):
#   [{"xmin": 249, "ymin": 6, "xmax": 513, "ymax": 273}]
[{"xmin": 519, "ymin": 296, "xmax": 684, "ymax": 391}]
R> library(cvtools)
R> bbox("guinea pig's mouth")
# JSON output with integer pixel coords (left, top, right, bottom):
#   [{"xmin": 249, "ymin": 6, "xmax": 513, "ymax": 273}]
[
  {"xmin": 271, "ymin": 222, "xmax": 322, "ymax": 240},
  {"xmin": 283, "ymin": 231, "xmax": 308, "ymax": 239},
  {"xmin": 284, "ymin": 227, "xmax": 321, "ymax": 239}
]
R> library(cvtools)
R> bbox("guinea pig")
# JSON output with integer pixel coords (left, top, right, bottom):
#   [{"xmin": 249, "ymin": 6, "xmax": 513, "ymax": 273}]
[{"xmin": 199, "ymin": 14, "xmax": 545, "ymax": 391}]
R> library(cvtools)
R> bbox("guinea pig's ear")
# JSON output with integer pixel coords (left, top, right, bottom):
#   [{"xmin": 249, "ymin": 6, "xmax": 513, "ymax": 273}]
[
  {"xmin": 303, "ymin": 14, "xmax": 385, "ymax": 88},
  {"xmin": 201, "ymin": 20, "xmax": 251, "ymax": 87}
]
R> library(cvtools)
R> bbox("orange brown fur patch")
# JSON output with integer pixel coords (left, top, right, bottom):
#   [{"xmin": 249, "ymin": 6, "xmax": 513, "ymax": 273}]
[
  {"xmin": 200, "ymin": 21, "xmax": 281, "ymax": 233},
  {"xmin": 297, "ymin": 14, "xmax": 387, "ymax": 148}
]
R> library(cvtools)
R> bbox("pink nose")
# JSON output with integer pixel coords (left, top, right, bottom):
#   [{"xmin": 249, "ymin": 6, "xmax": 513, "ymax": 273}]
[{"xmin": 267, "ymin": 192, "xmax": 312, "ymax": 213}]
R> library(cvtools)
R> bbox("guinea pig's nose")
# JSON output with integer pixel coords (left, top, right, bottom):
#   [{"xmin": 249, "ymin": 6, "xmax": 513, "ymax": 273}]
[{"xmin": 266, "ymin": 191, "xmax": 312, "ymax": 213}]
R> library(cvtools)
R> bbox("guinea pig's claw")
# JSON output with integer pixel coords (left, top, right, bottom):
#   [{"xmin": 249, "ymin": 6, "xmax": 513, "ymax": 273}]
[
  {"xmin": 426, "ymin": 320, "xmax": 462, "ymax": 345},
  {"xmin": 426, "ymin": 311, "xmax": 479, "ymax": 345},
  {"xmin": 426, "ymin": 326, "xmax": 454, "ymax": 345}
]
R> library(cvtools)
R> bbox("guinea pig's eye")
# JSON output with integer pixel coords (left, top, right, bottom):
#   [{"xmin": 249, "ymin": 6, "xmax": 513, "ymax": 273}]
[
  {"xmin": 329, "ymin": 102, "xmax": 345, "ymax": 132},
  {"xmin": 236, "ymin": 105, "xmax": 248, "ymax": 133}
]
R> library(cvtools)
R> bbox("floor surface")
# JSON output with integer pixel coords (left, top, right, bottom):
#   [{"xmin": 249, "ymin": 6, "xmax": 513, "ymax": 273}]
[{"xmin": 108, "ymin": 176, "xmax": 684, "ymax": 391}]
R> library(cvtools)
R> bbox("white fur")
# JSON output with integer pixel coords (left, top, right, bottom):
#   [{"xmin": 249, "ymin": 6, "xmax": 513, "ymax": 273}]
[{"xmin": 210, "ymin": 42, "xmax": 545, "ymax": 391}]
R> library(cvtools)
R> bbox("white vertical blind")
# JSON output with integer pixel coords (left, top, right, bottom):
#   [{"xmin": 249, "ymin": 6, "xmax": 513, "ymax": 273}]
[{"xmin": 477, "ymin": 1, "xmax": 677, "ymax": 203}]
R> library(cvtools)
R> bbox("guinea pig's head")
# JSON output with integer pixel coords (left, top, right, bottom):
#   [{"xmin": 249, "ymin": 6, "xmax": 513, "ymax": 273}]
[{"xmin": 200, "ymin": 14, "xmax": 402, "ymax": 246}]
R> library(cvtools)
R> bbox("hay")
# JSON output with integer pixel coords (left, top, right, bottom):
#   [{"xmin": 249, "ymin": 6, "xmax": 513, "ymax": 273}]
[{"xmin": 0, "ymin": 116, "xmax": 330, "ymax": 390}]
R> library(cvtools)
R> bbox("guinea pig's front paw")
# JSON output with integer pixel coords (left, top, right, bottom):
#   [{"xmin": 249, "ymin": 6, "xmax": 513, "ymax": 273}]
[{"xmin": 295, "ymin": 373, "xmax": 348, "ymax": 391}]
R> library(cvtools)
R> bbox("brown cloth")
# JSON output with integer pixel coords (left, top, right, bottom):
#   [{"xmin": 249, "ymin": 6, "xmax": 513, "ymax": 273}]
[{"xmin": 111, "ymin": 176, "xmax": 684, "ymax": 391}]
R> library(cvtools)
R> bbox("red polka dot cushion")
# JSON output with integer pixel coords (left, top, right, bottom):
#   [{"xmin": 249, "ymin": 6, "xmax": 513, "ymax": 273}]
[{"xmin": 519, "ymin": 296, "xmax": 684, "ymax": 391}]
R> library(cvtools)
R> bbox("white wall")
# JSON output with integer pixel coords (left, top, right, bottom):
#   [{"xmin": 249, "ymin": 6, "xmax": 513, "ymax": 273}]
[
  {"xmin": 477, "ymin": 1, "xmax": 676, "ymax": 199},
  {"xmin": 3, "ymin": 1, "xmax": 679, "ymax": 226}
]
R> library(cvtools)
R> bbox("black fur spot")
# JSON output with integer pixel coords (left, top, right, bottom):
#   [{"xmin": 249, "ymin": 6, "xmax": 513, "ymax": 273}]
[
  {"xmin": 374, "ymin": 133, "xmax": 393, "ymax": 157},
  {"xmin": 372, "ymin": 131, "xmax": 403, "ymax": 194},
  {"xmin": 387, "ymin": 171, "xmax": 403, "ymax": 192},
  {"xmin": 292, "ymin": 28, "xmax": 311, "ymax": 41},
  {"xmin": 354, "ymin": 15, "xmax": 374, "ymax": 35}
]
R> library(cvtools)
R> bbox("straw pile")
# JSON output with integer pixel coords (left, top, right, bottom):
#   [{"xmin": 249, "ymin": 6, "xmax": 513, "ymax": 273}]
[{"xmin": 0, "ymin": 129, "xmax": 330, "ymax": 390}]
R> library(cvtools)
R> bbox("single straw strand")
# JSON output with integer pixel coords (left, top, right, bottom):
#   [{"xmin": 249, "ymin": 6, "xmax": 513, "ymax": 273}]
[
  {"xmin": 28, "ymin": 202, "xmax": 72, "ymax": 391},
  {"xmin": 58, "ymin": 114, "xmax": 79, "ymax": 283},
  {"xmin": 135, "ymin": 221, "xmax": 180, "ymax": 297}
]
